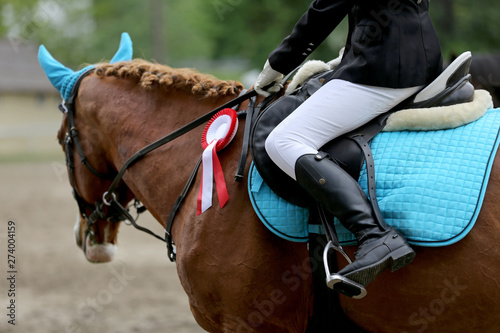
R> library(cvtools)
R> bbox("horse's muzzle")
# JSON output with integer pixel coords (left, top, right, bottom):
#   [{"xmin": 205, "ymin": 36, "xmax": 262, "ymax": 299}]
[{"xmin": 74, "ymin": 213, "xmax": 117, "ymax": 263}]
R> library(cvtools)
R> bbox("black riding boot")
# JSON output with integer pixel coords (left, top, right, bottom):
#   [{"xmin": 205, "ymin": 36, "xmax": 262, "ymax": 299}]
[{"xmin": 294, "ymin": 153, "xmax": 415, "ymax": 288}]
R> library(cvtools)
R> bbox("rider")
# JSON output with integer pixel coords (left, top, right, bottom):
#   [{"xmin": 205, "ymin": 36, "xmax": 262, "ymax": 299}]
[{"xmin": 254, "ymin": 0, "xmax": 442, "ymax": 292}]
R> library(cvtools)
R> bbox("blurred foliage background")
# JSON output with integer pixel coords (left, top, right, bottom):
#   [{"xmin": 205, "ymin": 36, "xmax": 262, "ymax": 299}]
[{"xmin": 1, "ymin": 0, "xmax": 500, "ymax": 83}]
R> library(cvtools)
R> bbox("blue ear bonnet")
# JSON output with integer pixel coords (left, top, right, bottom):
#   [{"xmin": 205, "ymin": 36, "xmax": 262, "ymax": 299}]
[
  {"xmin": 57, "ymin": 65, "xmax": 96, "ymax": 102},
  {"xmin": 38, "ymin": 32, "xmax": 133, "ymax": 101}
]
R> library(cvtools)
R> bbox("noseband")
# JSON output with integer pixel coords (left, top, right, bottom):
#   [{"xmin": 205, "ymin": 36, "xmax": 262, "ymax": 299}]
[{"xmin": 59, "ymin": 67, "xmax": 270, "ymax": 260}]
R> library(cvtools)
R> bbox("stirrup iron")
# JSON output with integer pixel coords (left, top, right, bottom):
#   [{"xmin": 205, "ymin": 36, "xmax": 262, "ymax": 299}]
[
  {"xmin": 323, "ymin": 240, "xmax": 367, "ymax": 299},
  {"xmin": 315, "ymin": 203, "xmax": 367, "ymax": 299}
]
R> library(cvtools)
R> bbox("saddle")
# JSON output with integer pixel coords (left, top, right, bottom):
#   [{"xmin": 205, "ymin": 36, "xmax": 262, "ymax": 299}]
[{"xmin": 250, "ymin": 52, "xmax": 475, "ymax": 210}]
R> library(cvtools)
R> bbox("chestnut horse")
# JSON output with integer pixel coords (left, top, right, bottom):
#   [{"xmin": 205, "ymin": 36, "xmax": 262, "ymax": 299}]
[{"xmin": 41, "ymin": 51, "xmax": 500, "ymax": 332}]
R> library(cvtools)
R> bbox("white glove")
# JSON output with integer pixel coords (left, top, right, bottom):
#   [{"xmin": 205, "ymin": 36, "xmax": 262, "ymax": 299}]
[{"xmin": 254, "ymin": 60, "xmax": 284, "ymax": 97}]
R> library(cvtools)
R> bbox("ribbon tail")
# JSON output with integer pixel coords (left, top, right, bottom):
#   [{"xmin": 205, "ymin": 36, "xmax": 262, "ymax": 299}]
[
  {"xmin": 197, "ymin": 141, "xmax": 216, "ymax": 215},
  {"xmin": 212, "ymin": 145, "xmax": 229, "ymax": 208}
]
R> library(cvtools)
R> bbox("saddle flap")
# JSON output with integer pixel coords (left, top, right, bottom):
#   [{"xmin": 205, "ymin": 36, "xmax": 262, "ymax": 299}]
[
  {"xmin": 250, "ymin": 70, "xmax": 336, "ymax": 207},
  {"xmin": 250, "ymin": 92, "xmax": 313, "ymax": 207}
]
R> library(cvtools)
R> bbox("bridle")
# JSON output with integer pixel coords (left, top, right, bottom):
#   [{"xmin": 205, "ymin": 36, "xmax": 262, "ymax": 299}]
[
  {"xmin": 59, "ymin": 67, "xmax": 273, "ymax": 261},
  {"xmin": 60, "ymin": 68, "xmax": 137, "ymax": 254}
]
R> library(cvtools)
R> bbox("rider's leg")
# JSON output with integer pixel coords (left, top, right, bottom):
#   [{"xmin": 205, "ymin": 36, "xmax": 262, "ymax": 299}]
[
  {"xmin": 294, "ymin": 153, "xmax": 415, "ymax": 286},
  {"xmin": 265, "ymin": 79, "xmax": 421, "ymax": 287}
]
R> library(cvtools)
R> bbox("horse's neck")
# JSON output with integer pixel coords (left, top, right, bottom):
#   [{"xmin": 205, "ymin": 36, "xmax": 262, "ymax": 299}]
[{"xmin": 102, "ymin": 87, "xmax": 238, "ymax": 226}]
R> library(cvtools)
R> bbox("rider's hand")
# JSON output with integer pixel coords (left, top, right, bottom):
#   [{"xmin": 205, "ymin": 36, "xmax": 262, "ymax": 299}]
[{"xmin": 254, "ymin": 60, "xmax": 284, "ymax": 97}]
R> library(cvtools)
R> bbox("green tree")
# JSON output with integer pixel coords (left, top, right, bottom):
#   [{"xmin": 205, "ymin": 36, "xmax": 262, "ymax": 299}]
[
  {"xmin": 431, "ymin": 0, "xmax": 500, "ymax": 59},
  {"xmin": 186, "ymin": 0, "xmax": 347, "ymax": 69}
]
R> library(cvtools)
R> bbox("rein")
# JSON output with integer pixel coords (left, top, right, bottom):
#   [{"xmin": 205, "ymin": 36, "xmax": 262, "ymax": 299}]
[
  {"xmin": 102, "ymin": 86, "xmax": 263, "ymax": 203},
  {"xmin": 62, "ymin": 67, "xmax": 270, "ymax": 260}
]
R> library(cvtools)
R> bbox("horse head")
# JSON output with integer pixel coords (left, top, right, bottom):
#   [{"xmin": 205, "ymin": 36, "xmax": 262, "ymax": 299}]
[{"xmin": 39, "ymin": 33, "xmax": 134, "ymax": 263}]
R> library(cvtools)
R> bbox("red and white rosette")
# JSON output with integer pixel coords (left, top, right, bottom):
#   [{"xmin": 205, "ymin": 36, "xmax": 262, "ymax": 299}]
[{"xmin": 197, "ymin": 108, "xmax": 239, "ymax": 215}]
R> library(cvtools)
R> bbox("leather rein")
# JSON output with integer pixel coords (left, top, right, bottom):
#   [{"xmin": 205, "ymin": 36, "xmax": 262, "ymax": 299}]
[{"xmin": 61, "ymin": 67, "xmax": 270, "ymax": 261}]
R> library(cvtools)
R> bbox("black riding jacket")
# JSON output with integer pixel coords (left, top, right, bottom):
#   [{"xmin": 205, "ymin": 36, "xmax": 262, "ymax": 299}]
[{"xmin": 268, "ymin": 0, "xmax": 443, "ymax": 88}]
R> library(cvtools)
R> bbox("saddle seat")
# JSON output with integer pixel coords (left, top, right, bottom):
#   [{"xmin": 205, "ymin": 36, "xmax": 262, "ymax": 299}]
[{"xmin": 412, "ymin": 51, "xmax": 473, "ymax": 107}]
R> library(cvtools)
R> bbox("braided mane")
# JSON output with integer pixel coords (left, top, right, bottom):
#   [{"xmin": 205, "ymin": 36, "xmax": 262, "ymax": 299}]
[{"xmin": 95, "ymin": 59, "xmax": 244, "ymax": 99}]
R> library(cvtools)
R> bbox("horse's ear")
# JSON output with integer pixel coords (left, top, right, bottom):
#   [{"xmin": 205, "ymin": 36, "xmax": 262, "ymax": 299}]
[
  {"xmin": 110, "ymin": 32, "xmax": 133, "ymax": 64},
  {"xmin": 38, "ymin": 45, "xmax": 75, "ymax": 93}
]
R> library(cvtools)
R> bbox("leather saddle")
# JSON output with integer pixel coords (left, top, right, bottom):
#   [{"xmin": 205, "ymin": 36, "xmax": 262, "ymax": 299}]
[{"xmin": 250, "ymin": 52, "xmax": 475, "ymax": 208}]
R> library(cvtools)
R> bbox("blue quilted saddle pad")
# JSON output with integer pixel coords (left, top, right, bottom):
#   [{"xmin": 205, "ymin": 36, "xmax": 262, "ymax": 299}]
[{"xmin": 248, "ymin": 108, "xmax": 500, "ymax": 246}]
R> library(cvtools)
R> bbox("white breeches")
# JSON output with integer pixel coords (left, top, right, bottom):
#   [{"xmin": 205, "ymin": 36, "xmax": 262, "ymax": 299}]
[{"xmin": 265, "ymin": 79, "xmax": 422, "ymax": 180}]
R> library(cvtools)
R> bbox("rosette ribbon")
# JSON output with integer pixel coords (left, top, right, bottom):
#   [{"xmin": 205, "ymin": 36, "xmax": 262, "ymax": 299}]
[{"xmin": 197, "ymin": 108, "xmax": 239, "ymax": 215}]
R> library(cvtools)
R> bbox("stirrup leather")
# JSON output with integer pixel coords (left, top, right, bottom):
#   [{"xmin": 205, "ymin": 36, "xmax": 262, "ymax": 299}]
[{"xmin": 323, "ymin": 240, "xmax": 367, "ymax": 299}]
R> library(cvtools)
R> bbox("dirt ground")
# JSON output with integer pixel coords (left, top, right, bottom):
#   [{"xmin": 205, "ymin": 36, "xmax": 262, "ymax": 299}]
[{"xmin": 0, "ymin": 162, "xmax": 205, "ymax": 333}]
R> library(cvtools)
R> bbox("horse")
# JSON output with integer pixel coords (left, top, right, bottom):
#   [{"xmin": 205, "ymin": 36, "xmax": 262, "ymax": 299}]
[{"xmin": 40, "ymin": 39, "xmax": 500, "ymax": 332}]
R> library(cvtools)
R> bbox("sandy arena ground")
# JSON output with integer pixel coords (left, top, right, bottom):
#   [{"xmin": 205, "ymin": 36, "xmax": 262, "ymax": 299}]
[{"xmin": 0, "ymin": 162, "xmax": 205, "ymax": 333}]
